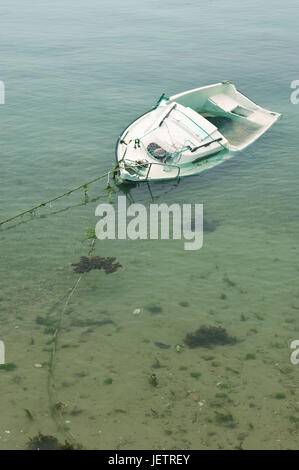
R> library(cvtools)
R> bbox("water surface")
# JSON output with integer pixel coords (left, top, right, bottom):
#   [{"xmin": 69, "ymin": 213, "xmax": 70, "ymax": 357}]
[{"xmin": 1, "ymin": 0, "xmax": 299, "ymax": 450}]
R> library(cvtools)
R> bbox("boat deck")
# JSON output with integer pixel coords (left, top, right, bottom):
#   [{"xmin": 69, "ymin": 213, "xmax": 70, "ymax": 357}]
[{"xmin": 204, "ymin": 115, "xmax": 261, "ymax": 149}]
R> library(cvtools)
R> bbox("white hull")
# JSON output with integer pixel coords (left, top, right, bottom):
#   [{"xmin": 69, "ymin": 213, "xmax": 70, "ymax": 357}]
[{"xmin": 115, "ymin": 82, "xmax": 280, "ymax": 182}]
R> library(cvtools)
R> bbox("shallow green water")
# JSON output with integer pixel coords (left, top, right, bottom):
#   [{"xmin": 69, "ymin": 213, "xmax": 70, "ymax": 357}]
[{"xmin": 1, "ymin": 0, "xmax": 299, "ymax": 450}]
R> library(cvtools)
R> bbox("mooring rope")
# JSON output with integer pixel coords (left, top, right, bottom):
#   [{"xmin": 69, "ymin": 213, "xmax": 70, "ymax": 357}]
[
  {"xmin": 47, "ymin": 275, "xmax": 82, "ymax": 442},
  {"xmin": 47, "ymin": 238, "xmax": 96, "ymax": 443},
  {"xmin": 0, "ymin": 163, "xmax": 121, "ymax": 446},
  {"xmin": 0, "ymin": 164, "xmax": 119, "ymax": 228},
  {"xmin": 0, "ymin": 165, "xmax": 120, "ymax": 441}
]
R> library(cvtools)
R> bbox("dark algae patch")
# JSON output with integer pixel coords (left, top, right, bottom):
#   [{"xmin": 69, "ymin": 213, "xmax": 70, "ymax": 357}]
[
  {"xmin": 149, "ymin": 373, "xmax": 158, "ymax": 387},
  {"xmin": 26, "ymin": 433, "xmax": 82, "ymax": 450},
  {"xmin": 72, "ymin": 256, "xmax": 121, "ymax": 274},
  {"xmin": 179, "ymin": 301, "xmax": 189, "ymax": 307},
  {"xmin": 24, "ymin": 409, "xmax": 34, "ymax": 421},
  {"xmin": 184, "ymin": 325, "xmax": 237, "ymax": 348},
  {"xmin": 244, "ymin": 353, "xmax": 256, "ymax": 360},
  {"xmin": 190, "ymin": 371, "xmax": 201, "ymax": 379},
  {"xmin": 71, "ymin": 318, "xmax": 114, "ymax": 328},
  {"xmin": 0, "ymin": 363, "xmax": 17, "ymax": 371},
  {"xmin": 273, "ymin": 392, "xmax": 286, "ymax": 400},
  {"xmin": 154, "ymin": 342, "xmax": 171, "ymax": 350},
  {"xmin": 146, "ymin": 304, "xmax": 163, "ymax": 315},
  {"xmin": 215, "ymin": 410, "xmax": 235, "ymax": 427},
  {"xmin": 103, "ymin": 377, "xmax": 113, "ymax": 385},
  {"xmin": 203, "ymin": 217, "xmax": 220, "ymax": 233}
]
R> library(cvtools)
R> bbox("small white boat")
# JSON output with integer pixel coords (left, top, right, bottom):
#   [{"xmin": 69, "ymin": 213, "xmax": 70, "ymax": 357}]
[{"xmin": 115, "ymin": 82, "xmax": 280, "ymax": 182}]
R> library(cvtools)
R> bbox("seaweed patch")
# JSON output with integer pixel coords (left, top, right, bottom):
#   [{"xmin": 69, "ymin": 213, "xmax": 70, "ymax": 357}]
[
  {"xmin": 184, "ymin": 325, "xmax": 237, "ymax": 348},
  {"xmin": 26, "ymin": 432, "xmax": 82, "ymax": 450},
  {"xmin": 146, "ymin": 305, "xmax": 163, "ymax": 315},
  {"xmin": 72, "ymin": 256, "xmax": 122, "ymax": 274}
]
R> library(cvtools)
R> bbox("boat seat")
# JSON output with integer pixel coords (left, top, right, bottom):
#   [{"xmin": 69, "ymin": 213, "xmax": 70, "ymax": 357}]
[
  {"xmin": 147, "ymin": 142, "xmax": 171, "ymax": 161},
  {"xmin": 208, "ymin": 94, "xmax": 240, "ymax": 113}
]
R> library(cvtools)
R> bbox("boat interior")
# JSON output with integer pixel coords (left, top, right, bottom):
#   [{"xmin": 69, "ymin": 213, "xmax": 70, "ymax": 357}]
[{"xmin": 168, "ymin": 82, "xmax": 280, "ymax": 151}]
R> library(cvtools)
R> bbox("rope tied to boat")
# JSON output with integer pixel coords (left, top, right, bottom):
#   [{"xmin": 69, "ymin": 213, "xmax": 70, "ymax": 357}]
[{"xmin": 0, "ymin": 163, "xmax": 120, "ymax": 229}]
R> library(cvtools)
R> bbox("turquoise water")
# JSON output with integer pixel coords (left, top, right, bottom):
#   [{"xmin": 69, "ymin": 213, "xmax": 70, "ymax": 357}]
[{"xmin": 1, "ymin": 0, "xmax": 299, "ymax": 450}]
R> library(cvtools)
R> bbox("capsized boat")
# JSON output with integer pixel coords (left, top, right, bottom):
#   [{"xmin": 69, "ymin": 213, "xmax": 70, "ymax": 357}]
[{"xmin": 115, "ymin": 82, "xmax": 280, "ymax": 182}]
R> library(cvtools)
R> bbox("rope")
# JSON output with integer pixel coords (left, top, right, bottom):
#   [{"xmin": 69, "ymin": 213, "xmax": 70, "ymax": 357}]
[
  {"xmin": 47, "ymin": 275, "xmax": 82, "ymax": 441},
  {"xmin": 47, "ymin": 238, "xmax": 96, "ymax": 441},
  {"xmin": 0, "ymin": 164, "xmax": 119, "ymax": 228},
  {"xmin": 0, "ymin": 162, "xmax": 120, "ymax": 443}
]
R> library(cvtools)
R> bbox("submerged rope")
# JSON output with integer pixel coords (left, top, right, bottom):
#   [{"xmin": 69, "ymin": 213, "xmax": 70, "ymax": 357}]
[
  {"xmin": 0, "ymin": 163, "xmax": 120, "ymax": 444},
  {"xmin": 47, "ymin": 239, "xmax": 96, "ymax": 442},
  {"xmin": 0, "ymin": 164, "xmax": 119, "ymax": 228},
  {"xmin": 47, "ymin": 275, "xmax": 82, "ymax": 441}
]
